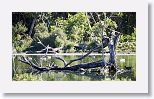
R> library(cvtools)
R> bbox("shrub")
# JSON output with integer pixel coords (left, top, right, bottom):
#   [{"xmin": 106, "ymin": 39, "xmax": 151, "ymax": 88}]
[
  {"xmin": 12, "ymin": 22, "xmax": 27, "ymax": 36},
  {"xmin": 39, "ymin": 27, "xmax": 67, "ymax": 48},
  {"xmin": 34, "ymin": 23, "xmax": 50, "ymax": 39},
  {"xmin": 12, "ymin": 22, "xmax": 32, "ymax": 52},
  {"xmin": 63, "ymin": 41, "xmax": 76, "ymax": 53},
  {"xmin": 54, "ymin": 36, "xmax": 65, "ymax": 47},
  {"xmin": 87, "ymin": 41, "xmax": 98, "ymax": 51}
]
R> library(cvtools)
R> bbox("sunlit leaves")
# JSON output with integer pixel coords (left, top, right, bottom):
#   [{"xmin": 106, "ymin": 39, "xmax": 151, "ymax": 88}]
[
  {"xmin": 12, "ymin": 12, "xmax": 136, "ymax": 53},
  {"xmin": 12, "ymin": 22, "xmax": 32, "ymax": 52}
]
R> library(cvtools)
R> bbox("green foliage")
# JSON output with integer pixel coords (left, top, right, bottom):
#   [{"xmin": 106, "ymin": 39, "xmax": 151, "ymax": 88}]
[
  {"xmin": 34, "ymin": 23, "xmax": 49, "ymax": 39},
  {"xmin": 13, "ymin": 73, "xmax": 38, "ymax": 81},
  {"xmin": 12, "ymin": 22, "xmax": 27, "ymax": 35},
  {"xmin": 34, "ymin": 25, "xmax": 67, "ymax": 49},
  {"xmin": 105, "ymin": 17, "xmax": 118, "ymax": 29},
  {"xmin": 12, "ymin": 22, "xmax": 32, "ymax": 52},
  {"xmin": 50, "ymin": 28, "xmax": 67, "ymax": 48},
  {"xmin": 117, "ymin": 29, "xmax": 136, "ymax": 52},
  {"xmin": 54, "ymin": 36, "xmax": 64, "ymax": 47},
  {"xmin": 117, "ymin": 42, "xmax": 136, "ymax": 53},
  {"xmin": 36, "ymin": 27, "xmax": 67, "ymax": 48},
  {"xmin": 63, "ymin": 41, "xmax": 76, "ymax": 53},
  {"xmin": 12, "ymin": 12, "xmax": 136, "ymax": 53},
  {"xmin": 66, "ymin": 42, "xmax": 75, "ymax": 49},
  {"xmin": 119, "ymin": 28, "xmax": 136, "ymax": 43},
  {"xmin": 55, "ymin": 12, "xmax": 91, "ymax": 43},
  {"xmin": 87, "ymin": 41, "xmax": 98, "ymax": 51},
  {"xmin": 113, "ymin": 12, "xmax": 124, "ymax": 17},
  {"xmin": 14, "ymin": 37, "xmax": 32, "ymax": 52}
]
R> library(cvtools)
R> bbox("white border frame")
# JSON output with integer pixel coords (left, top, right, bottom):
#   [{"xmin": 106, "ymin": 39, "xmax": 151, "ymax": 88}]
[{"xmin": 0, "ymin": 0, "xmax": 148, "ymax": 93}]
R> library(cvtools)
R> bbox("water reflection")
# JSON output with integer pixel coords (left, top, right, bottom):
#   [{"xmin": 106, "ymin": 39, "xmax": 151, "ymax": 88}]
[{"xmin": 12, "ymin": 55, "xmax": 136, "ymax": 81}]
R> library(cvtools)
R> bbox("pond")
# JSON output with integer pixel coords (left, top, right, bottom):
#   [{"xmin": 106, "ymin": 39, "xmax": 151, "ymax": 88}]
[{"xmin": 12, "ymin": 54, "xmax": 136, "ymax": 81}]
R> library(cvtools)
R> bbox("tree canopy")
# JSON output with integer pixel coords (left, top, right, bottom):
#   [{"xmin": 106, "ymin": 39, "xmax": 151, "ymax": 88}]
[{"xmin": 12, "ymin": 12, "xmax": 136, "ymax": 53}]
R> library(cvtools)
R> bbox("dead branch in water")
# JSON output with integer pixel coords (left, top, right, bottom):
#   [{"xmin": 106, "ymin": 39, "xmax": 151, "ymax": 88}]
[{"xmin": 18, "ymin": 55, "xmax": 105, "ymax": 71}]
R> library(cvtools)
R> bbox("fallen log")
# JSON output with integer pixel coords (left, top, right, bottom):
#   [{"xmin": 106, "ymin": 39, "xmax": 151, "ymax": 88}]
[{"xmin": 18, "ymin": 56, "xmax": 105, "ymax": 71}]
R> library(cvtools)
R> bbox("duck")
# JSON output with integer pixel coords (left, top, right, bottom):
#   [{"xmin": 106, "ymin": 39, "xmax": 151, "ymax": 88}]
[
  {"xmin": 124, "ymin": 66, "xmax": 132, "ymax": 70},
  {"xmin": 29, "ymin": 57, "xmax": 32, "ymax": 60},
  {"xmin": 40, "ymin": 57, "xmax": 47, "ymax": 61},
  {"xmin": 79, "ymin": 68, "xmax": 86, "ymax": 72}
]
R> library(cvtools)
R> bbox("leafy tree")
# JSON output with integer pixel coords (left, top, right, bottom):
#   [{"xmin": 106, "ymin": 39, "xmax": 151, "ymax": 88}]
[
  {"xmin": 12, "ymin": 22, "xmax": 32, "ymax": 52},
  {"xmin": 12, "ymin": 12, "xmax": 136, "ymax": 53}
]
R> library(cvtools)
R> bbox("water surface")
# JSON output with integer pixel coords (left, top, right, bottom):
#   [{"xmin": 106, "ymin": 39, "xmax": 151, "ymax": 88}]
[{"xmin": 12, "ymin": 54, "xmax": 136, "ymax": 81}]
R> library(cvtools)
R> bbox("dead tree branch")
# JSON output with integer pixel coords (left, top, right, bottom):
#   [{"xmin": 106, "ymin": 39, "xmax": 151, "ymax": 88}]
[
  {"xmin": 18, "ymin": 56, "xmax": 105, "ymax": 72},
  {"xmin": 54, "ymin": 56, "xmax": 67, "ymax": 67},
  {"xmin": 64, "ymin": 45, "xmax": 101, "ymax": 67},
  {"xmin": 18, "ymin": 56, "xmax": 49, "ymax": 71},
  {"xmin": 30, "ymin": 37, "xmax": 62, "ymax": 54}
]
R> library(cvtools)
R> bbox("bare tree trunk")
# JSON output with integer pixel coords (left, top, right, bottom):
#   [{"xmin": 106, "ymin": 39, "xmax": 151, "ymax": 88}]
[
  {"xmin": 114, "ymin": 32, "xmax": 120, "ymax": 50},
  {"xmin": 29, "ymin": 18, "xmax": 36, "ymax": 37},
  {"xmin": 101, "ymin": 29, "xmax": 105, "ymax": 66},
  {"xmin": 95, "ymin": 12, "xmax": 106, "ymax": 66},
  {"xmin": 108, "ymin": 41, "xmax": 116, "ymax": 64},
  {"xmin": 108, "ymin": 31, "xmax": 120, "ymax": 65}
]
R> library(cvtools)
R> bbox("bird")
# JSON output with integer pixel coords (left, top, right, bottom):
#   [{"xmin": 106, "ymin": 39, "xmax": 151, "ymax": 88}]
[
  {"xmin": 40, "ymin": 57, "xmax": 47, "ymax": 61},
  {"xmin": 79, "ymin": 68, "xmax": 86, "ymax": 74},
  {"xmin": 29, "ymin": 57, "xmax": 32, "ymax": 60},
  {"xmin": 124, "ymin": 66, "xmax": 132, "ymax": 70},
  {"xmin": 37, "ymin": 41, "xmax": 41, "ymax": 44},
  {"xmin": 79, "ymin": 68, "xmax": 86, "ymax": 72}
]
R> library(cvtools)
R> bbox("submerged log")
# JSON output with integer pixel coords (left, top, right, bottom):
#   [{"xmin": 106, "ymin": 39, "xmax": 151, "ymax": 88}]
[{"xmin": 18, "ymin": 56, "xmax": 105, "ymax": 71}]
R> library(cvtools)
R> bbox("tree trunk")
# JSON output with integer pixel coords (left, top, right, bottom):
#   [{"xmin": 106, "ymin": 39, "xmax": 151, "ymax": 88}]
[
  {"xmin": 108, "ymin": 42, "xmax": 116, "ymax": 64},
  {"xmin": 108, "ymin": 32, "xmax": 120, "ymax": 65},
  {"xmin": 101, "ymin": 27, "xmax": 105, "ymax": 66},
  {"xmin": 28, "ymin": 18, "xmax": 36, "ymax": 37}
]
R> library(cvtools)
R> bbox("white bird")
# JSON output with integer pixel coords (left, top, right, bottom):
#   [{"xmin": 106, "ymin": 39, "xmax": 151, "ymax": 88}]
[
  {"xmin": 29, "ymin": 57, "xmax": 32, "ymax": 60},
  {"xmin": 40, "ymin": 57, "xmax": 47, "ymax": 61},
  {"xmin": 37, "ymin": 41, "xmax": 41, "ymax": 44},
  {"xmin": 47, "ymin": 56, "xmax": 51, "ymax": 59},
  {"xmin": 120, "ymin": 59, "xmax": 125, "ymax": 63}
]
